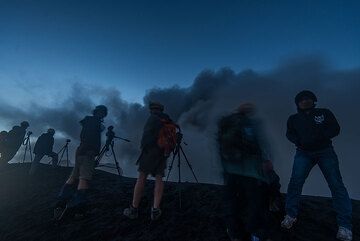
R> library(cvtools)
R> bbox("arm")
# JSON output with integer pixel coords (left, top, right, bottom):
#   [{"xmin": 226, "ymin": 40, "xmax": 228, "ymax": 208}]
[
  {"xmin": 286, "ymin": 116, "xmax": 299, "ymax": 145},
  {"xmin": 322, "ymin": 109, "xmax": 340, "ymax": 139}
]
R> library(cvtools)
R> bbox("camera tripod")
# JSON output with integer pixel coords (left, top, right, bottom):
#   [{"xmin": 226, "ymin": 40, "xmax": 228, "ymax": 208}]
[
  {"xmin": 166, "ymin": 133, "xmax": 198, "ymax": 208},
  {"xmin": 96, "ymin": 126, "xmax": 130, "ymax": 176},
  {"xmin": 49, "ymin": 139, "xmax": 71, "ymax": 167},
  {"xmin": 22, "ymin": 131, "xmax": 33, "ymax": 163}
]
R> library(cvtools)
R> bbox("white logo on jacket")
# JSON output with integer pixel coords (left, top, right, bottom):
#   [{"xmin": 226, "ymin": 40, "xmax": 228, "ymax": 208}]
[{"xmin": 314, "ymin": 115, "xmax": 325, "ymax": 124}]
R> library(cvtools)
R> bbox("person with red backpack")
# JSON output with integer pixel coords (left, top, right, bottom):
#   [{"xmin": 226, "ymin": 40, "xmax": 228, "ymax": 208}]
[{"xmin": 124, "ymin": 101, "xmax": 177, "ymax": 221}]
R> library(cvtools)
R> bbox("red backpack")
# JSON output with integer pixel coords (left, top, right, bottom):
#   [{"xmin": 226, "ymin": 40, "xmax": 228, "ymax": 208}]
[{"xmin": 157, "ymin": 119, "xmax": 178, "ymax": 156}]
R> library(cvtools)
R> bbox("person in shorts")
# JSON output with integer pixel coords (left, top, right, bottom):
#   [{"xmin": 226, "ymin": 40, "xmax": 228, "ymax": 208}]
[
  {"xmin": 53, "ymin": 105, "xmax": 107, "ymax": 219},
  {"xmin": 124, "ymin": 101, "xmax": 173, "ymax": 221}
]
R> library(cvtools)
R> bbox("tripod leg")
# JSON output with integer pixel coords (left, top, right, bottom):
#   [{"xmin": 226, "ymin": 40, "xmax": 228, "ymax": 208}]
[
  {"xmin": 29, "ymin": 141, "xmax": 33, "ymax": 162},
  {"xmin": 22, "ymin": 140, "xmax": 28, "ymax": 163},
  {"xmin": 177, "ymin": 150, "xmax": 182, "ymax": 209},
  {"xmin": 95, "ymin": 146, "xmax": 107, "ymax": 166},
  {"xmin": 59, "ymin": 148, "xmax": 66, "ymax": 166},
  {"xmin": 180, "ymin": 146, "xmax": 199, "ymax": 183},
  {"xmin": 66, "ymin": 146, "xmax": 69, "ymax": 167},
  {"xmin": 166, "ymin": 147, "xmax": 178, "ymax": 182},
  {"xmin": 53, "ymin": 146, "xmax": 64, "ymax": 165},
  {"xmin": 111, "ymin": 145, "xmax": 122, "ymax": 176}
]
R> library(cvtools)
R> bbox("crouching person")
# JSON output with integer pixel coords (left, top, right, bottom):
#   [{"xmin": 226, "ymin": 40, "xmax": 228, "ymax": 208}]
[
  {"xmin": 218, "ymin": 103, "xmax": 273, "ymax": 241},
  {"xmin": 29, "ymin": 128, "xmax": 58, "ymax": 175},
  {"xmin": 124, "ymin": 101, "xmax": 176, "ymax": 221},
  {"xmin": 53, "ymin": 105, "xmax": 107, "ymax": 220}
]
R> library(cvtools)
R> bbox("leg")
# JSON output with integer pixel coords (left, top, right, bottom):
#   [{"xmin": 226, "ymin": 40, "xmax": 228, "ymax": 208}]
[
  {"xmin": 285, "ymin": 150, "xmax": 315, "ymax": 218},
  {"xmin": 317, "ymin": 148, "xmax": 352, "ymax": 230},
  {"xmin": 223, "ymin": 174, "xmax": 248, "ymax": 240},
  {"xmin": 132, "ymin": 172, "xmax": 148, "ymax": 208},
  {"xmin": 153, "ymin": 175, "xmax": 164, "ymax": 209},
  {"xmin": 243, "ymin": 177, "xmax": 270, "ymax": 240},
  {"xmin": 49, "ymin": 152, "xmax": 58, "ymax": 167},
  {"xmin": 29, "ymin": 154, "xmax": 44, "ymax": 175}
]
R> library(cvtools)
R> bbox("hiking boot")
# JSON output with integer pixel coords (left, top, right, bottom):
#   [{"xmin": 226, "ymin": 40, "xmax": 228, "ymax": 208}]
[
  {"xmin": 281, "ymin": 215, "xmax": 297, "ymax": 229},
  {"xmin": 150, "ymin": 207, "xmax": 162, "ymax": 221},
  {"xmin": 337, "ymin": 227, "xmax": 352, "ymax": 241},
  {"xmin": 123, "ymin": 205, "xmax": 138, "ymax": 219}
]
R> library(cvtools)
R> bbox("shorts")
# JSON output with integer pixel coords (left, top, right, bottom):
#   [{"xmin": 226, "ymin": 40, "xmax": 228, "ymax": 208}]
[
  {"xmin": 137, "ymin": 146, "xmax": 167, "ymax": 177},
  {"xmin": 69, "ymin": 147, "xmax": 96, "ymax": 180}
]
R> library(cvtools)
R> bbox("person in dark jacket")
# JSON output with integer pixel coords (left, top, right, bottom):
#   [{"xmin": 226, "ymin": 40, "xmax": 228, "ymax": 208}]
[
  {"xmin": 218, "ymin": 102, "xmax": 274, "ymax": 241},
  {"xmin": 0, "ymin": 121, "xmax": 29, "ymax": 165},
  {"xmin": 124, "ymin": 101, "xmax": 173, "ymax": 221},
  {"xmin": 281, "ymin": 90, "xmax": 352, "ymax": 241},
  {"xmin": 29, "ymin": 128, "xmax": 58, "ymax": 175},
  {"xmin": 53, "ymin": 105, "xmax": 107, "ymax": 219}
]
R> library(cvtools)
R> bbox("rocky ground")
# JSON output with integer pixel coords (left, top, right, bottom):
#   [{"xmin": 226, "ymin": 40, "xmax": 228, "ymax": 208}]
[{"xmin": 0, "ymin": 163, "xmax": 359, "ymax": 241}]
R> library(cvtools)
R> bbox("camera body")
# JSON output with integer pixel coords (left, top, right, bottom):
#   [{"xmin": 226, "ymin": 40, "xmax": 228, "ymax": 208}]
[
  {"xmin": 66, "ymin": 139, "xmax": 71, "ymax": 143},
  {"xmin": 105, "ymin": 126, "xmax": 116, "ymax": 145}
]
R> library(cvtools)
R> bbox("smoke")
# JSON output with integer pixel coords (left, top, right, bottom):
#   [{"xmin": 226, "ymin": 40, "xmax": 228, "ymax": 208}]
[{"xmin": 0, "ymin": 56, "xmax": 359, "ymax": 199}]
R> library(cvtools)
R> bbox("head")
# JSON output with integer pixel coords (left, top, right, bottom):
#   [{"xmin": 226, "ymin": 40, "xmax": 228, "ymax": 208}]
[
  {"xmin": 149, "ymin": 101, "xmax": 164, "ymax": 114},
  {"xmin": 47, "ymin": 128, "xmax": 55, "ymax": 136},
  {"xmin": 295, "ymin": 90, "xmax": 317, "ymax": 111},
  {"xmin": 20, "ymin": 121, "xmax": 29, "ymax": 129},
  {"xmin": 93, "ymin": 105, "xmax": 108, "ymax": 119},
  {"xmin": 236, "ymin": 102, "xmax": 256, "ymax": 116}
]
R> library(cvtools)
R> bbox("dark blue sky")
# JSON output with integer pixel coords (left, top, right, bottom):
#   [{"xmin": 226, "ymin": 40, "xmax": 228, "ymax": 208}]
[{"xmin": 0, "ymin": 0, "xmax": 359, "ymax": 104}]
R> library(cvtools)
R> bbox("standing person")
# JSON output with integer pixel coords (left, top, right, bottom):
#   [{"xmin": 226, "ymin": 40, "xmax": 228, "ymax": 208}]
[
  {"xmin": 29, "ymin": 128, "xmax": 58, "ymax": 175},
  {"xmin": 53, "ymin": 105, "xmax": 108, "ymax": 219},
  {"xmin": 123, "ymin": 101, "xmax": 176, "ymax": 221},
  {"xmin": 281, "ymin": 90, "xmax": 352, "ymax": 241},
  {"xmin": 218, "ymin": 103, "xmax": 273, "ymax": 241}
]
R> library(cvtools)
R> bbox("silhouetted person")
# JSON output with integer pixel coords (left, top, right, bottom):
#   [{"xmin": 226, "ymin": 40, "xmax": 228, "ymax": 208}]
[
  {"xmin": 281, "ymin": 90, "xmax": 352, "ymax": 241},
  {"xmin": 0, "ymin": 121, "xmax": 29, "ymax": 164},
  {"xmin": 218, "ymin": 103, "xmax": 273, "ymax": 241},
  {"xmin": 29, "ymin": 128, "xmax": 58, "ymax": 175},
  {"xmin": 124, "ymin": 101, "xmax": 174, "ymax": 221},
  {"xmin": 53, "ymin": 105, "xmax": 108, "ymax": 219}
]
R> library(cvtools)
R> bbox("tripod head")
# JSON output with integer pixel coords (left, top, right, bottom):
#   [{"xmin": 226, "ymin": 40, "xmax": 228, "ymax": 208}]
[{"xmin": 106, "ymin": 126, "xmax": 131, "ymax": 144}]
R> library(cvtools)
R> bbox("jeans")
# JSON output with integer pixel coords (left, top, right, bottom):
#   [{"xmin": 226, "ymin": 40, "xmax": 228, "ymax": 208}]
[{"xmin": 285, "ymin": 147, "xmax": 352, "ymax": 229}]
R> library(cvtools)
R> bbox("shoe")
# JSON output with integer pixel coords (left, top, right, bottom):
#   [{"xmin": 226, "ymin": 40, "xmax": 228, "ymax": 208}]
[
  {"xmin": 123, "ymin": 205, "xmax": 138, "ymax": 219},
  {"xmin": 281, "ymin": 215, "xmax": 297, "ymax": 229},
  {"xmin": 150, "ymin": 207, "xmax": 162, "ymax": 221},
  {"xmin": 337, "ymin": 227, "xmax": 352, "ymax": 241}
]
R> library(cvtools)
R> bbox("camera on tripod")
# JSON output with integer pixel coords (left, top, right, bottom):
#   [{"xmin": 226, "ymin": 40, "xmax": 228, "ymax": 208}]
[
  {"xmin": 27, "ymin": 131, "xmax": 33, "ymax": 136},
  {"xmin": 95, "ymin": 126, "xmax": 130, "ymax": 176},
  {"xmin": 176, "ymin": 132, "xmax": 183, "ymax": 144},
  {"xmin": 66, "ymin": 139, "xmax": 71, "ymax": 143}
]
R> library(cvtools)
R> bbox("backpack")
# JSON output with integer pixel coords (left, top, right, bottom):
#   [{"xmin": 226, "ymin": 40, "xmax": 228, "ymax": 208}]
[{"xmin": 157, "ymin": 119, "xmax": 178, "ymax": 156}]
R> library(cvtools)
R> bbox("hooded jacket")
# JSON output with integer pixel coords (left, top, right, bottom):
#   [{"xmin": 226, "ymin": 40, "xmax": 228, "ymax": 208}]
[{"xmin": 286, "ymin": 108, "xmax": 340, "ymax": 151}]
